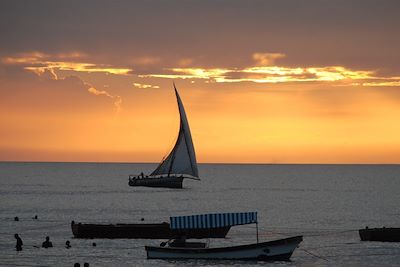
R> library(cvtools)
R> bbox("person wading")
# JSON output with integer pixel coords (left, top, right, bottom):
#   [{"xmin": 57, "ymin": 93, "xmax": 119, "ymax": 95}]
[
  {"xmin": 42, "ymin": 236, "xmax": 53, "ymax": 248},
  {"xmin": 14, "ymin": 234, "xmax": 23, "ymax": 251}
]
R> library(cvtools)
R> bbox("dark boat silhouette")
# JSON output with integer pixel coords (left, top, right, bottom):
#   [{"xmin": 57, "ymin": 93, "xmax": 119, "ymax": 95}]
[
  {"xmin": 71, "ymin": 221, "xmax": 230, "ymax": 239},
  {"xmin": 359, "ymin": 227, "xmax": 400, "ymax": 242}
]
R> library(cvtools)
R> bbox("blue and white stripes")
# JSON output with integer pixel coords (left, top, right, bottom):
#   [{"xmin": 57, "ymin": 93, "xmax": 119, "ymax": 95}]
[{"xmin": 170, "ymin": 212, "xmax": 257, "ymax": 230}]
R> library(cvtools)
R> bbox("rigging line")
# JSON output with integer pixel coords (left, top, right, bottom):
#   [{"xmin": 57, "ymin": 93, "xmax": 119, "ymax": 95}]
[
  {"xmin": 255, "ymin": 226, "xmax": 359, "ymax": 237},
  {"xmin": 111, "ymin": 245, "xmax": 144, "ymax": 250},
  {"xmin": 265, "ymin": 231, "xmax": 357, "ymax": 238},
  {"xmin": 324, "ymin": 252, "xmax": 400, "ymax": 258},
  {"xmin": 151, "ymin": 138, "xmax": 171, "ymax": 175},
  {"xmin": 0, "ymin": 264, "xmax": 38, "ymax": 267},
  {"xmin": 151, "ymin": 125, "xmax": 179, "ymax": 176},
  {"xmin": 304, "ymin": 243, "xmax": 363, "ymax": 250},
  {"xmin": 304, "ymin": 230, "xmax": 358, "ymax": 237},
  {"xmin": 164, "ymin": 103, "xmax": 179, "ymax": 159},
  {"xmin": 258, "ymin": 225, "xmax": 360, "ymax": 232},
  {"xmin": 258, "ymin": 232, "xmax": 293, "ymax": 237},
  {"xmin": 298, "ymin": 229, "xmax": 359, "ymax": 237},
  {"xmin": 151, "ymin": 107, "xmax": 180, "ymax": 176},
  {"xmin": 11, "ymin": 222, "xmax": 69, "ymax": 232},
  {"xmin": 164, "ymin": 115, "xmax": 181, "ymax": 170},
  {"xmin": 299, "ymin": 248, "xmax": 330, "ymax": 262},
  {"xmin": 266, "ymin": 226, "xmax": 361, "ymax": 231}
]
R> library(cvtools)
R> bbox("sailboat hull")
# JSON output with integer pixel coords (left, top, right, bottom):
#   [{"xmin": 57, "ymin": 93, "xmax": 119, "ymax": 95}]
[{"xmin": 129, "ymin": 176, "xmax": 184, "ymax": 189}]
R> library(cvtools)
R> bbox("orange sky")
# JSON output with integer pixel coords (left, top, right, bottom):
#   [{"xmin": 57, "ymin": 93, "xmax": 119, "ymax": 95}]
[{"xmin": 1, "ymin": 1, "xmax": 400, "ymax": 163}]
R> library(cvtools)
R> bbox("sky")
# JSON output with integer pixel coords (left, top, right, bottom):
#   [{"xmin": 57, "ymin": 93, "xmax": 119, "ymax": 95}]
[{"xmin": 1, "ymin": 0, "xmax": 400, "ymax": 163}]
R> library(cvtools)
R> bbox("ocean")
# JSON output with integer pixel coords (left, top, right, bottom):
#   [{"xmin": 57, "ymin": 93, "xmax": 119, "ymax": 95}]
[{"xmin": 1, "ymin": 162, "xmax": 400, "ymax": 266}]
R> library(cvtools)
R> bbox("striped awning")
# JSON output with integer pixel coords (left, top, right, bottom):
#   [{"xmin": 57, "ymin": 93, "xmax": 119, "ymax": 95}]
[{"xmin": 170, "ymin": 212, "xmax": 257, "ymax": 230}]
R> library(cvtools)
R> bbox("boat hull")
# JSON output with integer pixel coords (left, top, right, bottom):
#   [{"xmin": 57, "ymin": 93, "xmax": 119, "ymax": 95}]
[
  {"xmin": 359, "ymin": 227, "xmax": 400, "ymax": 242},
  {"xmin": 71, "ymin": 222, "xmax": 230, "ymax": 239},
  {"xmin": 129, "ymin": 176, "xmax": 184, "ymax": 189},
  {"xmin": 145, "ymin": 236, "xmax": 303, "ymax": 261}
]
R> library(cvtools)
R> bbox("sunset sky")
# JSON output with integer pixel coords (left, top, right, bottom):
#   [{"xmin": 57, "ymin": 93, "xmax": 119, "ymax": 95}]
[{"xmin": 1, "ymin": 0, "xmax": 400, "ymax": 163}]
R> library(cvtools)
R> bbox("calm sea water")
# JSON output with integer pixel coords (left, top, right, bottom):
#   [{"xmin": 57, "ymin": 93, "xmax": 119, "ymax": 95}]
[{"xmin": 1, "ymin": 162, "xmax": 400, "ymax": 266}]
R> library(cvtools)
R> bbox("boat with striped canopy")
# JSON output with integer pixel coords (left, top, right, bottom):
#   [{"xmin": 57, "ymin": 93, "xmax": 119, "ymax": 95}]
[
  {"xmin": 128, "ymin": 84, "xmax": 199, "ymax": 189},
  {"xmin": 145, "ymin": 212, "xmax": 303, "ymax": 261}
]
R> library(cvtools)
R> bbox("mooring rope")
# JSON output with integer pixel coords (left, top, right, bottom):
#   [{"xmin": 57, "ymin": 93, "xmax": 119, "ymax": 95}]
[
  {"xmin": 254, "ymin": 226, "xmax": 359, "ymax": 238},
  {"xmin": 298, "ymin": 247, "xmax": 330, "ymax": 262},
  {"xmin": 0, "ymin": 222, "xmax": 68, "ymax": 237}
]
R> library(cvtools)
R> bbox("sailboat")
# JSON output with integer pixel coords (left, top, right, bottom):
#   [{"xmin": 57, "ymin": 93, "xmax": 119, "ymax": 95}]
[{"xmin": 128, "ymin": 84, "xmax": 199, "ymax": 189}]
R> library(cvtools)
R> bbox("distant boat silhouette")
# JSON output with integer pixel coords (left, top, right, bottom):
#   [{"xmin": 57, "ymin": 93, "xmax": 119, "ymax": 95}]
[
  {"xmin": 70, "ymin": 221, "xmax": 230, "ymax": 239},
  {"xmin": 129, "ymin": 84, "xmax": 199, "ymax": 189},
  {"xmin": 359, "ymin": 226, "xmax": 400, "ymax": 242}
]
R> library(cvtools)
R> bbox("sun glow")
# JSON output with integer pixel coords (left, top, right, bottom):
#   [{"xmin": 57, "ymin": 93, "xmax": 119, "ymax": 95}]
[{"xmin": 2, "ymin": 51, "xmax": 400, "ymax": 163}]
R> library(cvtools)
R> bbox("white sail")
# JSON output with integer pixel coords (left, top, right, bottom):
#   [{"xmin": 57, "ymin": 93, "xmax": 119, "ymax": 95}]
[{"xmin": 150, "ymin": 86, "xmax": 199, "ymax": 178}]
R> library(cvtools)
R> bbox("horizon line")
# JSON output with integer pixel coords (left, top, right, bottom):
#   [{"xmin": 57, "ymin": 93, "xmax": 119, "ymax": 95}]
[{"xmin": 1, "ymin": 160, "xmax": 399, "ymax": 165}]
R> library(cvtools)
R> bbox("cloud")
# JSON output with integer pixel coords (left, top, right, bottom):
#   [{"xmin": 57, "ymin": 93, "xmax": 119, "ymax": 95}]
[
  {"xmin": 178, "ymin": 58, "xmax": 194, "ymax": 67},
  {"xmin": 139, "ymin": 65, "xmax": 376, "ymax": 83},
  {"xmin": 5, "ymin": 51, "xmax": 400, "ymax": 89},
  {"xmin": 133, "ymin": 82, "xmax": 160, "ymax": 89},
  {"xmin": 1, "ymin": 70, "xmax": 110, "ymax": 114},
  {"xmin": 87, "ymin": 87, "xmax": 122, "ymax": 113},
  {"xmin": 131, "ymin": 56, "xmax": 161, "ymax": 66},
  {"xmin": 138, "ymin": 54, "xmax": 400, "ymax": 87},
  {"xmin": 1, "ymin": 56, "xmax": 123, "ymax": 114},
  {"xmin": 1, "ymin": 52, "xmax": 124, "ymax": 114},
  {"xmin": 2, "ymin": 51, "xmax": 131, "ymax": 76},
  {"xmin": 53, "ymin": 76, "xmax": 122, "ymax": 114},
  {"xmin": 252, "ymin": 52, "xmax": 286, "ymax": 66},
  {"xmin": 139, "ymin": 68, "xmax": 230, "ymax": 81},
  {"xmin": 25, "ymin": 67, "xmax": 59, "ymax": 80},
  {"xmin": 351, "ymin": 81, "xmax": 400, "ymax": 87}
]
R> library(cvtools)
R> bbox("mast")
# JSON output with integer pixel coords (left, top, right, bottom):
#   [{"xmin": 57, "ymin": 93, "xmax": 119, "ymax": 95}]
[
  {"xmin": 150, "ymin": 84, "xmax": 198, "ymax": 178},
  {"xmin": 170, "ymin": 83, "xmax": 197, "ymax": 176},
  {"xmin": 256, "ymin": 221, "xmax": 259, "ymax": 243}
]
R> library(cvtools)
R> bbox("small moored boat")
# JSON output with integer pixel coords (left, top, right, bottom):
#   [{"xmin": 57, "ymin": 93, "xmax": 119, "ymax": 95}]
[
  {"xmin": 145, "ymin": 212, "xmax": 303, "ymax": 261},
  {"xmin": 359, "ymin": 227, "xmax": 400, "ymax": 242},
  {"xmin": 146, "ymin": 236, "xmax": 303, "ymax": 261}
]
